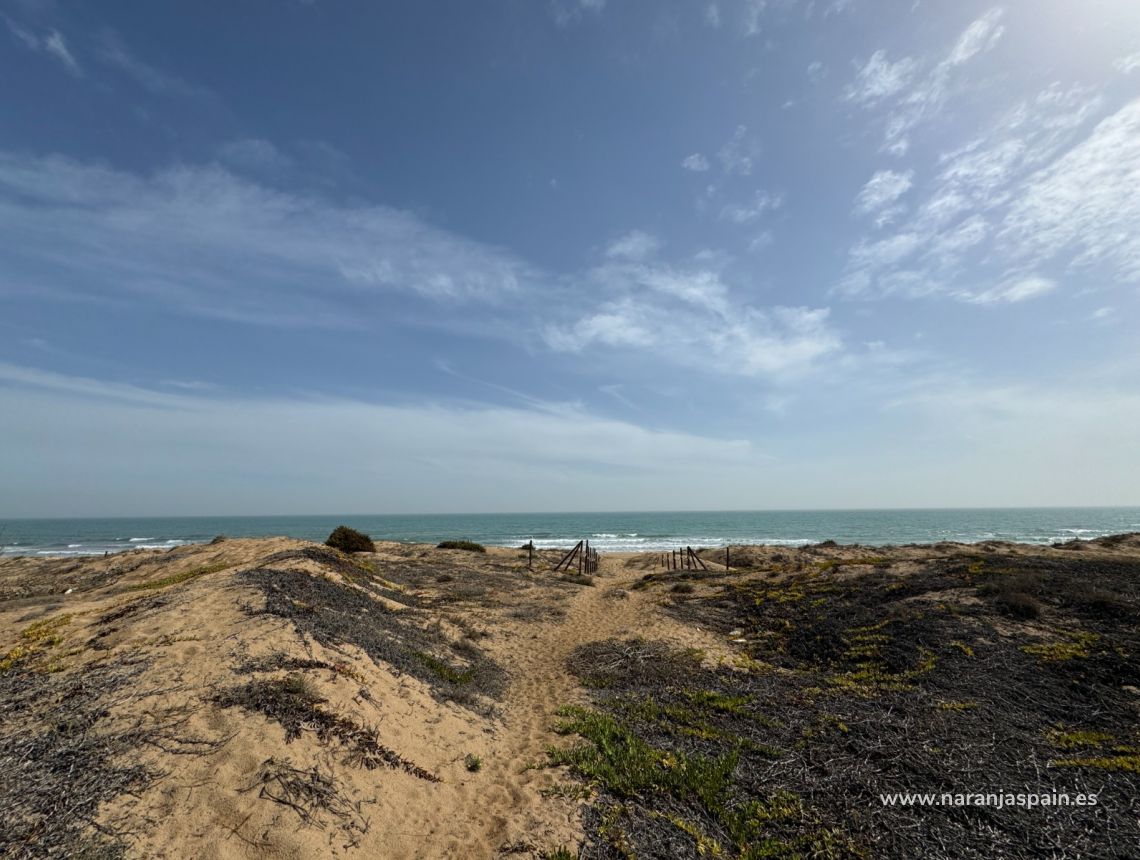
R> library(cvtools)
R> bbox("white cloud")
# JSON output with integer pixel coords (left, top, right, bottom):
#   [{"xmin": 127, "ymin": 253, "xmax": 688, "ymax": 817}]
[
  {"xmin": 97, "ymin": 30, "xmax": 207, "ymax": 97},
  {"xmin": 844, "ymin": 50, "xmax": 917, "ymax": 105},
  {"xmin": 5, "ymin": 21, "xmax": 82, "ymax": 76},
  {"xmin": 847, "ymin": 10, "xmax": 1007, "ymax": 155},
  {"xmin": 217, "ymin": 138, "xmax": 294, "ymax": 174},
  {"xmin": 550, "ymin": 0, "xmax": 606, "ymax": 27},
  {"xmin": 705, "ymin": 4, "xmax": 721, "ymax": 27},
  {"xmin": 0, "ymin": 151, "xmax": 534, "ymax": 326},
  {"xmin": 43, "ymin": 30, "xmax": 81, "ymax": 76},
  {"xmin": 681, "ymin": 153, "xmax": 710, "ymax": 172},
  {"xmin": 1001, "ymin": 99, "xmax": 1140, "ymax": 282},
  {"xmin": 838, "ymin": 87, "xmax": 1124, "ymax": 305},
  {"xmin": 5, "ymin": 18, "xmax": 38, "ymax": 50},
  {"xmin": 960, "ymin": 275, "xmax": 1056, "ymax": 305},
  {"xmin": 749, "ymin": 230, "xmax": 774, "ymax": 252},
  {"xmin": 1115, "ymin": 50, "xmax": 1140, "ymax": 74},
  {"xmin": 741, "ymin": 0, "xmax": 767, "ymax": 36},
  {"xmin": 605, "ymin": 230, "xmax": 662, "ymax": 261},
  {"xmin": 546, "ymin": 261, "xmax": 841, "ymax": 378},
  {"xmin": 848, "ymin": 232, "xmax": 921, "ymax": 270},
  {"xmin": 945, "ymin": 8, "xmax": 1005, "ymax": 67},
  {"xmin": 0, "ymin": 363, "xmax": 771, "ymax": 517},
  {"xmin": 717, "ymin": 125, "xmax": 758, "ymax": 176},
  {"xmin": 720, "ymin": 189, "xmax": 782, "ymax": 224},
  {"xmin": 854, "ymin": 169, "xmax": 913, "ymax": 218}
]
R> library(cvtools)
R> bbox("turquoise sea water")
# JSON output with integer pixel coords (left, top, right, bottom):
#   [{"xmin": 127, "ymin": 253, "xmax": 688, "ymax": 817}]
[{"xmin": 2, "ymin": 508, "xmax": 1139, "ymax": 557}]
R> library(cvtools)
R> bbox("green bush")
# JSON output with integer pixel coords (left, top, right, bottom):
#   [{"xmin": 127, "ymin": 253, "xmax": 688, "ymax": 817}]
[
  {"xmin": 437, "ymin": 540, "xmax": 486, "ymax": 553},
  {"xmin": 325, "ymin": 525, "xmax": 375, "ymax": 554}
]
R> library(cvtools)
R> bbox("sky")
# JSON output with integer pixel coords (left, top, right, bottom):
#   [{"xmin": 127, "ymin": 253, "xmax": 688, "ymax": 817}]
[{"xmin": 1, "ymin": 0, "xmax": 1139, "ymax": 517}]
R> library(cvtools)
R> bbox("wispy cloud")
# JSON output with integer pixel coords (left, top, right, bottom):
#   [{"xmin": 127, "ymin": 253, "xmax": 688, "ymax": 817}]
[
  {"xmin": 681, "ymin": 153, "xmax": 711, "ymax": 172},
  {"xmin": 96, "ymin": 29, "xmax": 208, "ymax": 97},
  {"xmin": 0, "ymin": 362, "xmax": 768, "ymax": 516},
  {"xmin": 945, "ymin": 8, "xmax": 1005, "ymax": 66},
  {"xmin": 741, "ymin": 0, "xmax": 767, "ymax": 36},
  {"xmin": 5, "ymin": 19, "xmax": 82, "ymax": 76},
  {"xmin": 846, "ymin": 9, "xmax": 1006, "ymax": 155},
  {"xmin": 717, "ymin": 125, "xmax": 758, "ymax": 176},
  {"xmin": 719, "ymin": 189, "xmax": 782, "ymax": 224},
  {"xmin": 217, "ymin": 138, "xmax": 294, "ymax": 175},
  {"xmin": 606, "ymin": 230, "xmax": 662, "ymax": 261},
  {"xmin": 43, "ymin": 30, "xmax": 81, "ymax": 75},
  {"xmin": 1000, "ymin": 99, "xmax": 1140, "ymax": 282},
  {"xmin": 550, "ymin": 0, "xmax": 606, "ymax": 27},
  {"xmin": 854, "ymin": 169, "xmax": 913, "ymax": 224},
  {"xmin": 546, "ymin": 254, "xmax": 841, "ymax": 378},
  {"xmin": 958, "ymin": 275, "xmax": 1055, "ymax": 305},
  {"xmin": 0, "ymin": 151, "xmax": 535, "ymax": 327},
  {"xmin": 1115, "ymin": 50, "xmax": 1140, "ymax": 75},
  {"xmin": 837, "ymin": 85, "xmax": 1123, "ymax": 306},
  {"xmin": 844, "ymin": 50, "xmax": 917, "ymax": 106}
]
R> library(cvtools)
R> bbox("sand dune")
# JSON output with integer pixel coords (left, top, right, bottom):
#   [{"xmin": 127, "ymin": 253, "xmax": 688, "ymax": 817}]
[{"xmin": 1, "ymin": 534, "xmax": 1138, "ymax": 858}]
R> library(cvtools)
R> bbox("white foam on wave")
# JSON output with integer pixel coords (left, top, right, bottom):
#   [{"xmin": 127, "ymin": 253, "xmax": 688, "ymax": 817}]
[
  {"xmin": 128, "ymin": 537, "xmax": 155, "ymax": 542},
  {"xmin": 499, "ymin": 535, "xmax": 819, "ymax": 552}
]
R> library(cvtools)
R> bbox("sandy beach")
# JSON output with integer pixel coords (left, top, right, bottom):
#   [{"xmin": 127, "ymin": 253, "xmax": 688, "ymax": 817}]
[{"xmin": 1, "ymin": 534, "xmax": 1138, "ymax": 858}]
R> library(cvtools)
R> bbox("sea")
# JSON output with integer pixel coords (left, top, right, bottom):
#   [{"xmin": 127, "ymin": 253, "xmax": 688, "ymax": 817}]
[{"xmin": 2, "ymin": 508, "xmax": 1139, "ymax": 557}]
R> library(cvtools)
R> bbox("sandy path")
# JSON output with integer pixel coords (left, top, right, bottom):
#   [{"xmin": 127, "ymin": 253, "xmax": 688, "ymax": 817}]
[{"xmin": 424, "ymin": 553, "xmax": 728, "ymax": 857}]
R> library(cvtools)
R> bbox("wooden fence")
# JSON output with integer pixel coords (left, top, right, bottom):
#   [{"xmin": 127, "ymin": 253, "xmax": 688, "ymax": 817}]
[
  {"xmin": 656, "ymin": 545, "xmax": 711, "ymax": 571},
  {"xmin": 552, "ymin": 539, "xmax": 599, "ymax": 575}
]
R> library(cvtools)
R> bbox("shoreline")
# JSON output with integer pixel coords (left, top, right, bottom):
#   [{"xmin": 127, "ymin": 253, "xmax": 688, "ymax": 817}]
[
  {"xmin": 4, "ymin": 530, "xmax": 1139, "ymax": 560},
  {"xmin": 4, "ymin": 508, "xmax": 1139, "ymax": 558}
]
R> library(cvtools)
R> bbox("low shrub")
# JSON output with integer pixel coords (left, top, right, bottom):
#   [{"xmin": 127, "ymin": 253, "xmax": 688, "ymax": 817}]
[
  {"xmin": 977, "ymin": 575, "xmax": 1041, "ymax": 620},
  {"xmin": 993, "ymin": 591, "xmax": 1041, "ymax": 620},
  {"xmin": 326, "ymin": 526, "xmax": 375, "ymax": 554},
  {"xmin": 437, "ymin": 540, "xmax": 486, "ymax": 553}
]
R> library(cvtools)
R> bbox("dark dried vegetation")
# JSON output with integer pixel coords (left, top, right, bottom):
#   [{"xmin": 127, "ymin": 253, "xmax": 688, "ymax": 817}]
[
  {"xmin": 215, "ymin": 675, "xmax": 438, "ymax": 781},
  {"xmin": 239, "ymin": 560, "xmax": 506, "ymax": 710},
  {"xmin": 436, "ymin": 540, "xmax": 486, "ymax": 553},
  {"xmin": 0, "ymin": 656, "xmax": 223, "ymax": 859},
  {"xmin": 556, "ymin": 541, "xmax": 1140, "ymax": 859}
]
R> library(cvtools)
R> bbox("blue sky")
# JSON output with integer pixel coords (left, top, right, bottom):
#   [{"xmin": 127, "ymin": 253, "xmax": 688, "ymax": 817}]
[{"xmin": 1, "ymin": 0, "xmax": 1139, "ymax": 516}]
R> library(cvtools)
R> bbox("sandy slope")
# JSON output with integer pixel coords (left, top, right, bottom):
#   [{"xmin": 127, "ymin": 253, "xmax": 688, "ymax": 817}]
[{"xmin": 0, "ymin": 540, "xmax": 724, "ymax": 859}]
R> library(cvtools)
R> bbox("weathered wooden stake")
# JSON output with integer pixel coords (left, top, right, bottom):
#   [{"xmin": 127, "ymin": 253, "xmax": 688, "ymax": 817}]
[{"xmin": 553, "ymin": 540, "xmax": 583, "ymax": 573}]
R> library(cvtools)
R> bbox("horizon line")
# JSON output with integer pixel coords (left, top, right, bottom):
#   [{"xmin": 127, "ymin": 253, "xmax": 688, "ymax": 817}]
[{"xmin": 4, "ymin": 504, "xmax": 1140, "ymax": 521}]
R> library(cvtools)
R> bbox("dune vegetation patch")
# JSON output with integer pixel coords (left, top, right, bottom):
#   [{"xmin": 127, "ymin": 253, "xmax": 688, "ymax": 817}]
[
  {"xmin": 436, "ymin": 540, "xmax": 486, "ymax": 553},
  {"xmin": 126, "ymin": 561, "xmax": 230, "ymax": 591},
  {"xmin": 558, "ymin": 547, "xmax": 1140, "ymax": 858},
  {"xmin": 325, "ymin": 525, "xmax": 376, "ymax": 554},
  {"xmin": 239, "ymin": 566, "xmax": 505, "ymax": 710},
  {"xmin": 0, "ymin": 654, "xmax": 225, "ymax": 859},
  {"xmin": 214, "ymin": 675, "xmax": 438, "ymax": 781}
]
